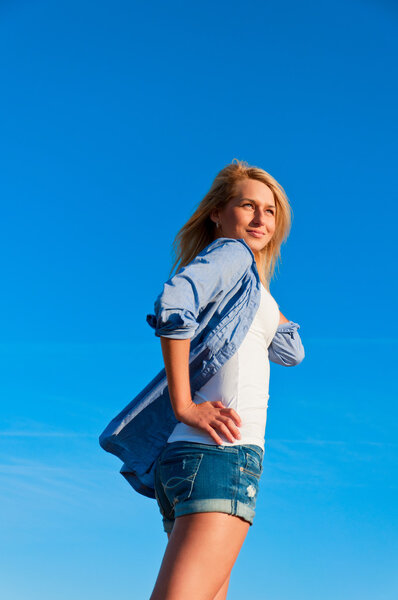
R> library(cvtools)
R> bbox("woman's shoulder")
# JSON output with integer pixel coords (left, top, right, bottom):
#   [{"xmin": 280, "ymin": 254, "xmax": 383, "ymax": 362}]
[{"xmin": 199, "ymin": 237, "xmax": 254, "ymax": 265}]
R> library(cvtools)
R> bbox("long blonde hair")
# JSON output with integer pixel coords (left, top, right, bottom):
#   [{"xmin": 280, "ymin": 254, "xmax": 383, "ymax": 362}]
[{"xmin": 169, "ymin": 159, "xmax": 292, "ymax": 289}]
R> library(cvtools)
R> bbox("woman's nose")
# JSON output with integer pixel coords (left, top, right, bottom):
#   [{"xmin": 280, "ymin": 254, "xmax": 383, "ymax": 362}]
[{"xmin": 252, "ymin": 209, "xmax": 267, "ymax": 225}]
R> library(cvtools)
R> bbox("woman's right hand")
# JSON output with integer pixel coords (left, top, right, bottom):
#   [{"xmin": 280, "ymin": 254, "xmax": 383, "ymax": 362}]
[{"xmin": 176, "ymin": 401, "xmax": 242, "ymax": 445}]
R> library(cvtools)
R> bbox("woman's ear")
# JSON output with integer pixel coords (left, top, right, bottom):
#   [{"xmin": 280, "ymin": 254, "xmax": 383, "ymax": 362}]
[{"xmin": 209, "ymin": 208, "xmax": 220, "ymax": 225}]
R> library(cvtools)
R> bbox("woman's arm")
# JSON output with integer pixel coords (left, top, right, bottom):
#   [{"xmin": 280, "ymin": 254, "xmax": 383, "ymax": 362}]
[
  {"xmin": 278, "ymin": 310, "xmax": 290, "ymax": 325},
  {"xmin": 160, "ymin": 336, "xmax": 242, "ymax": 445},
  {"xmin": 160, "ymin": 337, "xmax": 192, "ymax": 418}
]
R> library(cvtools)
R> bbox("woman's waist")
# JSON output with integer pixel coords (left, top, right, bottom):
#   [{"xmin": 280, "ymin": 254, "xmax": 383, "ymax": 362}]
[
  {"xmin": 168, "ymin": 418, "xmax": 267, "ymax": 450},
  {"xmin": 165, "ymin": 436, "xmax": 265, "ymax": 457}
]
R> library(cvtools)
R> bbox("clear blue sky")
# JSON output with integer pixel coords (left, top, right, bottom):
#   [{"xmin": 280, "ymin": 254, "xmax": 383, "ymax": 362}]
[{"xmin": 1, "ymin": 1, "xmax": 397, "ymax": 598}]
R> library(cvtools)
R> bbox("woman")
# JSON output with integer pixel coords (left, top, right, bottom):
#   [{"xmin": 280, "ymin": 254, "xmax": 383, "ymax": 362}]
[{"xmin": 99, "ymin": 159, "xmax": 304, "ymax": 599}]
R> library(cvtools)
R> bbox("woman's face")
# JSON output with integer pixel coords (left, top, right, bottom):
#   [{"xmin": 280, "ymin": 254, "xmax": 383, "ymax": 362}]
[{"xmin": 211, "ymin": 178, "xmax": 277, "ymax": 253}]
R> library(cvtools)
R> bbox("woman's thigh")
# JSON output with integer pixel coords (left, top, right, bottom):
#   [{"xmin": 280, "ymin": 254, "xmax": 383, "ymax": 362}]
[
  {"xmin": 150, "ymin": 511, "xmax": 250, "ymax": 600},
  {"xmin": 164, "ymin": 527, "xmax": 233, "ymax": 600}
]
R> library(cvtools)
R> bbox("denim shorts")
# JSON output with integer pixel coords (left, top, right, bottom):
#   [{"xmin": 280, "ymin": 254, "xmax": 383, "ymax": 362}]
[{"xmin": 154, "ymin": 440, "xmax": 264, "ymax": 534}]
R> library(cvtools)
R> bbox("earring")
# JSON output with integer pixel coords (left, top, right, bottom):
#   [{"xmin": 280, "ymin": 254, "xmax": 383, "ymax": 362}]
[{"xmin": 216, "ymin": 222, "xmax": 220, "ymax": 229}]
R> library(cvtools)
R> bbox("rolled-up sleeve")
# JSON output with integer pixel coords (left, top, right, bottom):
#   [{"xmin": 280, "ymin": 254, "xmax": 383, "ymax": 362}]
[
  {"xmin": 268, "ymin": 321, "xmax": 305, "ymax": 366},
  {"xmin": 146, "ymin": 239, "xmax": 252, "ymax": 340},
  {"xmin": 146, "ymin": 306, "xmax": 199, "ymax": 339}
]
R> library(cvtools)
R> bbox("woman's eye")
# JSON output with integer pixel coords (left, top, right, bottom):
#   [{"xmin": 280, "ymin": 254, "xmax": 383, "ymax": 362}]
[{"xmin": 242, "ymin": 203, "xmax": 274, "ymax": 215}]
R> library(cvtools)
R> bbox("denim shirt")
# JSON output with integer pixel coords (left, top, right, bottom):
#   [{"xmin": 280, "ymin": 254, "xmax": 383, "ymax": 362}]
[{"xmin": 99, "ymin": 237, "xmax": 305, "ymax": 499}]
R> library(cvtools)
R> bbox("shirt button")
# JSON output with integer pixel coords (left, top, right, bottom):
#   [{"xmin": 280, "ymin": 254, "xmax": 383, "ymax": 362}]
[{"xmin": 240, "ymin": 466, "xmax": 244, "ymax": 471}]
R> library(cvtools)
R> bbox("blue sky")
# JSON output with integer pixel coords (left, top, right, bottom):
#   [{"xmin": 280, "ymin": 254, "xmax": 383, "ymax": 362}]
[{"xmin": 0, "ymin": 1, "xmax": 397, "ymax": 598}]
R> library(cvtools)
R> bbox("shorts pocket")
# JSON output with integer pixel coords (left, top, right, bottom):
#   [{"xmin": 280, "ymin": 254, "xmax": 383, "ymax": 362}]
[
  {"xmin": 159, "ymin": 453, "xmax": 204, "ymax": 507},
  {"xmin": 242, "ymin": 451, "xmax": 263, "ymax": 477}
]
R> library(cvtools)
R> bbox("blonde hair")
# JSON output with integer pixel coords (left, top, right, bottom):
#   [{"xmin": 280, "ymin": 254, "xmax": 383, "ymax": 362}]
[{"xmin": 169, "ymin": 159, "xmax": 292, "ymax": 289}]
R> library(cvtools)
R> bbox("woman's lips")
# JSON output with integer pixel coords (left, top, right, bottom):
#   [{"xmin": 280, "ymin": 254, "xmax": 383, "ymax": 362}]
[{"xmin": 247, "ymin": 231, "xmax": 265, "ymax": 238}]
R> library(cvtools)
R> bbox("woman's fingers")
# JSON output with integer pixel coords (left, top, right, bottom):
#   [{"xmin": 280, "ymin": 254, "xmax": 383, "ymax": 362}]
[
  {"xmin": 211, "ymin": 401, "xmax": 224, "ymax": 409},
  {"xmin": 220, "ymin": 407, "xmax": 242, "ymax": 427},
  {"xmin": 221, "ymin": 422, "xmax": 239, "ymax": 443},
  {"xmin": 207, "ymin": 401, "xmax": 242, "ymax": 442},
  {"xmin": 215, "ymin": 415, "xmax": 241, "ymax": 440},
  {"xmin": 179, "ymin": 401, "xmax": 242, "ymax": 444},
  {"xmin": 204, "ymin": 425, "xmax": 224, "ymax": 446},
  {"xmin": 211, "ymin": 402, "xmax": 242, "ymax": 427}
]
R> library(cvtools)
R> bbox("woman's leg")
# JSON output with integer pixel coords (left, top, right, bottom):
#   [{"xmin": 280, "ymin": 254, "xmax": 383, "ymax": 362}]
[
  {"xmin": 163, "ymin": 532, "xmax": 232, "ymax": 600},
  {"xmin": 150, "ymin": 512, "xmax": 250, "ymax": 600}
]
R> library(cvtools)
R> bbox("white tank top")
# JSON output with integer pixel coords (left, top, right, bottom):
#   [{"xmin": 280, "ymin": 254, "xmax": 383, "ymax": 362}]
[{"xmin": 167, "ymin": 284, "xmax": 280, "ymax": 450}]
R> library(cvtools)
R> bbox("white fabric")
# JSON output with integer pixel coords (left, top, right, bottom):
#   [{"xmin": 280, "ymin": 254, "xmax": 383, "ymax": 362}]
[{"xmin": 167, "ymin": 284, "xmax": 280, "ymax": 450}]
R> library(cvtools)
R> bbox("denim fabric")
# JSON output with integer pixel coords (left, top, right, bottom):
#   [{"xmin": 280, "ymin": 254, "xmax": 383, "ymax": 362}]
[
  {"xmin": 99, "ymin": 237, "xmax": 304, "ymax": 499},
  {"xmin": 154, "ymin": 441, "xmax": 264, "ymax": 533}
]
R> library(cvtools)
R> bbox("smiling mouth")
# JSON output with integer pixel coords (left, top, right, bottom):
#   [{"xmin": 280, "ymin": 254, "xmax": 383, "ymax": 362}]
[{"xmin": 247, "ymin": 231, "xmax": 265, "ymax": 238}]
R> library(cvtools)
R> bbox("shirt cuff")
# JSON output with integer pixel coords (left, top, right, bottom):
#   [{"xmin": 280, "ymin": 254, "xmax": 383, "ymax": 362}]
[
  {"xmin": 275, "ymin": 320, "xmax": 300, "ymax": 334},
  {"xmin": 146, "ymin": 309, "xmax": 198, "ymax": 339}
]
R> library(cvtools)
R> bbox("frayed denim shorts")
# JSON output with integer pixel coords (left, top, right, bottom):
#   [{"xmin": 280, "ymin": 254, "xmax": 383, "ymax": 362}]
[{"xmin": 154, "ymin": 440, "xmax": 264, "ymax": 534}]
